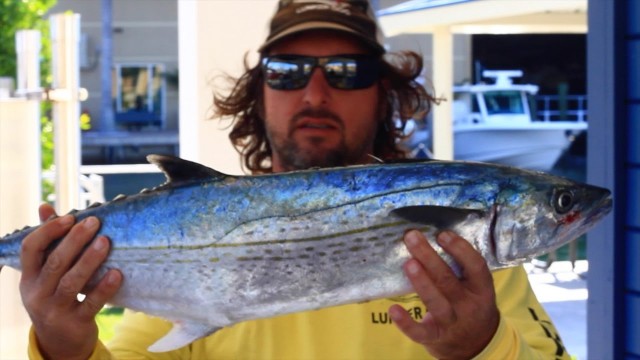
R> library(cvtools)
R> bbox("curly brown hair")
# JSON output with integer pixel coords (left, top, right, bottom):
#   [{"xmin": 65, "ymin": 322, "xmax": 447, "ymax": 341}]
[{"xmin": 213, "ymin": 50, "xmax": 435, "ymax": 174}]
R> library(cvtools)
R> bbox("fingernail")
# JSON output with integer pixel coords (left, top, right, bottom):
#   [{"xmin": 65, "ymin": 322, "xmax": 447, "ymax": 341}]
[
  {"xmin": 438, "ymin": 231, "xmax": 454, "ymax": 245},
  {"xmin": 405, "ymin": 230, "xmax": 421, "ymax": 246},
  {"xmin": 107, "ymin": 271, "xmax": 120, "ymax": 285},
  {"xmin": 406, "ymin": 261, "xmax": 421, "ymax": 275},
  {"xmin": 59, "ymin": 215, "xmax": 74, "ymax": 226},
  {"xmin": 83, "ymin": 217, "xmax": 98, "ymax": 229},
  {"xmin": 93, "ymin": 237, "xmax": 106, "ymax": 251},
  {"xmin": 388, "ymin": 306, "xmax": 405, "ymax": 321}
]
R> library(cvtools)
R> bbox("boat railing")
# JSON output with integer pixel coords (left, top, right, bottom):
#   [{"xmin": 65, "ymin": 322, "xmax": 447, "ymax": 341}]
[{"xmin": 533, "ymin": 95, "xmax": 587, "ymax": 122}]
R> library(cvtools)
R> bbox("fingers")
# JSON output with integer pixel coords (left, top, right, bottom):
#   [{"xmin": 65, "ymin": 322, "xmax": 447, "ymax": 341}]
[
  {"xmin": 394, "ymin": 229, "xmax": 500, "ymax": 358},
  {"xmin": 39, "ymin": 217, "xmax": 102, "ymax": 298},
  {"xmin": 79, "ymin": 268, "xmax": 122, "ymax": 320},
  {"xmin": 20, "ymin": 214, "xmax": 75, "ymax": 281},
  {"xmin": 435, "ymin": 231, "xmax": 495, "ymax": 295},
  {"xmin": 18, "ymin": 208, "xmax": 121, "ymax": 360},
  {"xmin": 39, "ymin": 203, "xmax": 57, "ymax": 223},
  {"xmin": 404, "ymin": 230, "xmax": 462, "ymax": 300},
  {"xmin": 402, "ymin": 231, "xmax": 458, "ymax": 328},
  {"xmin": 389, "ymin": 304, "xmax": 437, "ymax": 345},
  {"xmin": 21, "ymin": 216, "xmax": 121, "ymax": 320}
]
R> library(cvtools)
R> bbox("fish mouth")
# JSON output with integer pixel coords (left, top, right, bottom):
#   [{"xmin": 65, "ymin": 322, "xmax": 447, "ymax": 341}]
[{"xmin": 589, "ymin": 190, "xmax": 613, "ymax": 223}]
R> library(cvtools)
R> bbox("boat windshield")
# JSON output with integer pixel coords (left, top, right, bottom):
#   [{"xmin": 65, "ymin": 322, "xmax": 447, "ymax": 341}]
[{"xmin": 483, "ymin": 90, "xmax": 525, "ymax": 115}]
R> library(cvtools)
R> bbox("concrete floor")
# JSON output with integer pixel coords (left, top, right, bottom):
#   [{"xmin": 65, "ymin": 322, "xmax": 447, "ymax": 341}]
[{"xmin": 526, "ymin": 260, "xmax": 588, "ymax": 360}]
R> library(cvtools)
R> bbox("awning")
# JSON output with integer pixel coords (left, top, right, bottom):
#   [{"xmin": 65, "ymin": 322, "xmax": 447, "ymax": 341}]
[
  {"xmin": 376, "ymin": 0, "xmax": 587, "ymax": 160},
  {"xmin": 378, "ymin": 0, "xmax": 587, "ymax": 36}
]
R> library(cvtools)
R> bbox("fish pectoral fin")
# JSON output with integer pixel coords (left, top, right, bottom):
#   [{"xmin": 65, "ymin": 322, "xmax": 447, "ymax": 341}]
[
  {"xmin": 147, "ymin": 320, "xmax": 222, "ymax": 353},
  {"xmin": 390, "ymin": 205, "xmax": 485, "ymax": 229}
]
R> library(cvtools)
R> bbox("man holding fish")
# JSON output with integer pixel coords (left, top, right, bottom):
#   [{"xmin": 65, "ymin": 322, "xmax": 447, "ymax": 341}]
[{"xmin": 19, "ymin": 1, "xmax": 573, "ymax": 359}]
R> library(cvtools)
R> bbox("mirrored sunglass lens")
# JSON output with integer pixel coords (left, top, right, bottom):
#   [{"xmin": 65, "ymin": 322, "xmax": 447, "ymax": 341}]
[
  {"xmin": 323, "ymin": 58, "xmax": 359, "ymax": 89},
  {"xmin": 263, "ymin": 56, "xmax": 379, "ymax": 90},
  {"xmin": 264, "ymin": 59, "xmax": 310, "ymax": 90}
]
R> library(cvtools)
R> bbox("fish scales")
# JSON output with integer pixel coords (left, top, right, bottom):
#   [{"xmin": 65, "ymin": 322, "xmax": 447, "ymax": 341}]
[{"xmin": 0, "ymin": 155, "xmax": 612, "ymax": 352}]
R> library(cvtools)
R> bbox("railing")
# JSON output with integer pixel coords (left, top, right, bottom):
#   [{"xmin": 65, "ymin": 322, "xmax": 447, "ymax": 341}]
[
  {"xmin": 533, "ymin": 95, "xmax": 587, "ymax": 122},
  {"xmin": 43, "ymin": 172, "xmax": 106, "ymax": 210}
]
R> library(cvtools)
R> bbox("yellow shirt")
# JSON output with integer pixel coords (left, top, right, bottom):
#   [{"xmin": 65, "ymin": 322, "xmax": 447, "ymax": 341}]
[{"xmin": 28, "ymin": 266, "xmax": 570, "ymax": 359}]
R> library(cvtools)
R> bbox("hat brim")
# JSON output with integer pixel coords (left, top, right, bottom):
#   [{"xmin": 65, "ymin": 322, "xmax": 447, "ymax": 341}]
[{"xmin": 259, "ymin": 21, "xmax": 384, "ymax": 54}]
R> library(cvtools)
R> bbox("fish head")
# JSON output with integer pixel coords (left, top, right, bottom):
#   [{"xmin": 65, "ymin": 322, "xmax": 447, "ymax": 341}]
[{"xmin": 492, "ymin": 174, "xmax": 612, "ymax": 266}]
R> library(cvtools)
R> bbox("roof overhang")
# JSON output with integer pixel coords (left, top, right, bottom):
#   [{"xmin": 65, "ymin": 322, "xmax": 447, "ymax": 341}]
[{"xmin": 378, "ymin": 0, "xmax": 587, "ymax": 36}]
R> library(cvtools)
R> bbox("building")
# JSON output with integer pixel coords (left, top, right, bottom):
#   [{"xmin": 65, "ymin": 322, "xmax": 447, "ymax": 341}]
[{"xmin": 47, "ymin": 0, "xmax": 179, "ymax": 164}]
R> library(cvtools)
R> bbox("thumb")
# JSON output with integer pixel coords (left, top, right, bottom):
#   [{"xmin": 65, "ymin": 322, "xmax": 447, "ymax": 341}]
[{"xmin": 39, "ymin": 203, "xmax": 58, "ymax": 223}]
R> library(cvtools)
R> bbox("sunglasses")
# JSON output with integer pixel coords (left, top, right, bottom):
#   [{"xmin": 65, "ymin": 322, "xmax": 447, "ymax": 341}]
[{"xmin": 261, "ymin": 54, "xmax": 382, "ymax": 91}]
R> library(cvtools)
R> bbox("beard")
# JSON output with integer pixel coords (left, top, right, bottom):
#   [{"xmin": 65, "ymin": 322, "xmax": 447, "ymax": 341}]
[
  {"xmin": 275, "ymin": 136, "xmax": 349, "ymax": 171},
  {"xmin": 267, "ymin": 108, "xmax": 374, "ymax": 171}
]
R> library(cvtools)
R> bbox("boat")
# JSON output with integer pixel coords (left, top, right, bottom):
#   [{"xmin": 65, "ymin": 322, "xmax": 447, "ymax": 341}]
[{"xmin": 405, "ymin": 70, "xmax": 588, "ymax": 172}]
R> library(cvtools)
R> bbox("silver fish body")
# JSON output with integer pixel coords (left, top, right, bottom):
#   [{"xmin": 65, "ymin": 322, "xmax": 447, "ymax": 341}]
[{"xmin": 0, "ymin": 155, "xmax": 612, "ymax": 352}]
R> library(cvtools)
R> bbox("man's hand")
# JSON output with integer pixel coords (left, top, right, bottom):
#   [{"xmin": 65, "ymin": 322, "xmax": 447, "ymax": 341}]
[
  {"xmin": 19, "ymin": 204, "xmax": 123, "ymax": 360},
  {"xmin": 389, "ymin": 230, "xmax": 500, "ymax": 360}
]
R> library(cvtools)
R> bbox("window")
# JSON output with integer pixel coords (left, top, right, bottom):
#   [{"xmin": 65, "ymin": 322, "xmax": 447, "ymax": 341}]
[
  {"xmin": 482, "ymin": 90, "xmax": 526, "ymax": 115},
  {"xmin": 113, "ymin": 63, "xmax": 166, "ymax": 128}
]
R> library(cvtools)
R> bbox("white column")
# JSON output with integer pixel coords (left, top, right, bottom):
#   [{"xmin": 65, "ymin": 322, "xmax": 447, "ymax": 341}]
[
  {"xmin": 50, "ymin": 13, "xmax": 82, "ymax": 213},
  {"xmin": 15, "ymin": 30, "xmax": 42, "ymax": 97},
  {"xmin": 0, "ymin": 99, "xmax": 41, "ymax": 360},
  {"xmin": 178, "ymin": 0, "xmax": 277, "ymax": 175},
  {"xmin": 0, "ymin": 28, "xmax": 44, "ymax": 359},
  {"xmin": 431, "ymin": 26, "xmax": 454, "ymax": 160}
]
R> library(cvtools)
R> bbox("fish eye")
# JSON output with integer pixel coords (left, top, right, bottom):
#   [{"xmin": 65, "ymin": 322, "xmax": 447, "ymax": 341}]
[{"xmin": 554, "ymin": 190, "xmax": 574, "ymax": 214}]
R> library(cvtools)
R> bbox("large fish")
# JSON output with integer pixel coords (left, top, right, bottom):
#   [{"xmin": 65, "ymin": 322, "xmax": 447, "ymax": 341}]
[{"xmin": 0, "ymin": 155, "xmax": 612, "ymax": 352}]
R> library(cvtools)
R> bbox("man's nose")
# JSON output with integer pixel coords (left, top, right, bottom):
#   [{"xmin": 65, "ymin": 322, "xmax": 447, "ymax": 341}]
[{"xmin": 302, "ymin": 68, "xmax": 331, "ymax": 106}]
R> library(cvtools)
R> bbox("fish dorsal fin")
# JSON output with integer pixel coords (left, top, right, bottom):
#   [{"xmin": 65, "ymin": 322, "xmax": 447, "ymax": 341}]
[{"xmin": 147, "ymin": 154, "xmax": 227, "ymax": 184}]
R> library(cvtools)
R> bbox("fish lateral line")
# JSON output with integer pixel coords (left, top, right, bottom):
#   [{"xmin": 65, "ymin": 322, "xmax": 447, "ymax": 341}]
[{"xmin": 113, "ymin": 220, "xmax": 423, "ymax": 252}]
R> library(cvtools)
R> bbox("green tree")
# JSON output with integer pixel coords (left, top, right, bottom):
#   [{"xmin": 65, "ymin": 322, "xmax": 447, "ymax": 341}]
[{"xmin": 0, "ymin": 0, "xmax": 56, "ymax": 87}]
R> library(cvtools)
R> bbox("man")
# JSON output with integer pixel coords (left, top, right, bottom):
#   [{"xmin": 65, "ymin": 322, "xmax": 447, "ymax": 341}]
[{"xmin": 20, "ymin": 1, "xmax": 570, "ymax": 359}]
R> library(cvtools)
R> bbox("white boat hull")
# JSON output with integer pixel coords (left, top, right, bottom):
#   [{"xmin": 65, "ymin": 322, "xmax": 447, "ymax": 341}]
[
  {"xmin": 454, "ymin": 122, "xmax": 587, "ymax": 171},
  {"xmin": 405, "ymin": 71, "xmax": 589, "ymax": 171}
]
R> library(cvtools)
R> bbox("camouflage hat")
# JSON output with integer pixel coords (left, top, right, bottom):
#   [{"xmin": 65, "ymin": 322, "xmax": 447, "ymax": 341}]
[{"xmin": 259, "ymin": 0, "xmax": 385, "ymax": 54}]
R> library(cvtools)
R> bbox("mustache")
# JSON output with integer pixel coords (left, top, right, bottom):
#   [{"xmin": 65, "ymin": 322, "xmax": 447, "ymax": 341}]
[{"xmin": 291, "ymin": 108, "xmax": 344, "ymax": 127}]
